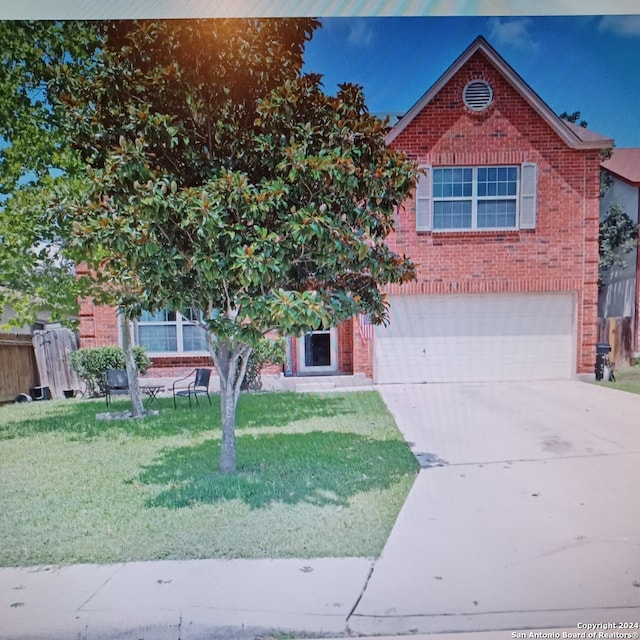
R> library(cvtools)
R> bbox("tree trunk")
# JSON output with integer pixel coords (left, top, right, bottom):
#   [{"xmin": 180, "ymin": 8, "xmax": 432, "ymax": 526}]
[
  {"xmin": 119, "ymin": 312, "xmax": 144, "ymax": 417},
  {"xmin": 219, "ymin": 375, "xmax": 237, "ymax": 473},
  {"xmin": 210, "ymin": 337, "xmax": 252, "ymax": 473}
]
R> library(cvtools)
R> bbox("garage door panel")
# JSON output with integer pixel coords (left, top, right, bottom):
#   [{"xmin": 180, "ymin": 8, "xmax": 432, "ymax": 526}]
[
  {"xmin": 384, "ymin": 294, "xmax": 574, "ymax": 337},
  {"xmin": 374, "ymin": 294, "xmax": 575, "ymax": 383}
]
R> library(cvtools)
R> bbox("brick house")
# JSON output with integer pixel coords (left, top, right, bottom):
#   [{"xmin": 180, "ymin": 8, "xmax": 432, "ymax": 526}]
[{"xmin": 79, "ymin": 36, "xmax": 611, "ymax": 383}]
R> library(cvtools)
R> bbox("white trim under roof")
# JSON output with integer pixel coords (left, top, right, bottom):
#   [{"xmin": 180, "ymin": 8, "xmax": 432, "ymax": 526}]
[{"xmin": 385, "ymin": 36, "xmax": 614, "ymax": 151}]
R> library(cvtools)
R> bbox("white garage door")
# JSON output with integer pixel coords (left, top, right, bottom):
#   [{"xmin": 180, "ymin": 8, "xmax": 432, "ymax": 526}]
[{"xmin": 374, "ymin": 293, "xmax": 576, "ymax": 383}]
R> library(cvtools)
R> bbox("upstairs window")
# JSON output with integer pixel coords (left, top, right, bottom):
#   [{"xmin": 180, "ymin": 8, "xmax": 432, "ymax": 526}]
[{"xmin": 416, "ymin": 163, "xmax": 537, "ymax": 232}]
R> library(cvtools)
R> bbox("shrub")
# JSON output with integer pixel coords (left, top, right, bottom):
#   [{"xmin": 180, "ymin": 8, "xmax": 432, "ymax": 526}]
[
  {"xmin": 70, "ymin": 346, "xmax": 152, "ymax": 396},
  {"xmin": 241, "ymin": 337, "xmax": 287, "ymax": 391},
  {"xmin": 600, "ymin": 203, "xmax": 638, "ymax": 274}
]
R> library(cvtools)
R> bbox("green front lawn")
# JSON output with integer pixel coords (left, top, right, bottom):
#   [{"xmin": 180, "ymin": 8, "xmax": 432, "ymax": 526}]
[
  {"xmin": 597, "ymin": 364, "xmax": 640, "ymax": 396},
  {"xmin": 0, "ymin": 391, "xmax": 418, "ymax": 567}
]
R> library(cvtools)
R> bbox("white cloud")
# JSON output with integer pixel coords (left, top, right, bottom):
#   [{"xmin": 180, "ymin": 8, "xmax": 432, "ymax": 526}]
[
  {"xmin": 346, "ymin": 19, "xmax": 376, "ymax": 47},
  {"xmin": 488, "ymin": 17, "xmax": 538, "ymax": 51},
  {"xmin": 599, "ymin": 15, "xmax": 640, "ymax": 37},
  {"xmin": 317, "ymin": 17, "xmax": 376, "ymax": 48}
]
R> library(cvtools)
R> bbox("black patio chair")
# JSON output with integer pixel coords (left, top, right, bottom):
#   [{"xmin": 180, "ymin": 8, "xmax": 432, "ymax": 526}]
[
  {"xmin": 105, "ymin": 369, "xmax": 129, "ymax": 406},
  {"xmin": 172, "ymin": 368, "xmax": 212, "ymax": 408}
]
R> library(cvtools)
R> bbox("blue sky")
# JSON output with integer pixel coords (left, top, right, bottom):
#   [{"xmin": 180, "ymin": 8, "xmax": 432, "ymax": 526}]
[
  {"xmin": 302, "ymin": 15, "xmax": 640, "ymax": 148},
  {"xmin": 0, "ymin": 5, "xmax": 638, "ymax": 147}
]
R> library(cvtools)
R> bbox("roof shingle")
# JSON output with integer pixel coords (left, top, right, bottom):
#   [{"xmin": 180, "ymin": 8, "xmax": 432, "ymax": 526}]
[{"xmin": 601, "ymin": 148, "xmax": 640, "ymax": 185}]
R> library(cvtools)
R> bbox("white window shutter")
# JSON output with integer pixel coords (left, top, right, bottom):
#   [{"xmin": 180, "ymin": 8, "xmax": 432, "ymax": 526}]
[
  {"xmin": 416, "ymin": 165, "xmax": 432, "ymax": 232},
  {"xmin": 520, "ymin": 162, "xmax": 537, "ymax": 229}
]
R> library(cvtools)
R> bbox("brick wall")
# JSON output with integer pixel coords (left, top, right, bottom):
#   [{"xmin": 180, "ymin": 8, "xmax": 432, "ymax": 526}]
[
  {"xmin": 352, "ymin": 322, "xmax": 373, "ymax": 379},
  {"xmin": 337, "ymin": 318, "xmax": 354, "ymax": 374},
  {"xmin": 145, "ymin": 356, "xmax": 285, "ymax": 379},
  {"xmin": 78, "ymin": 297, "xmax": 119, "ymax": 348},
  {"xmin": 78, "ymin": 295, "xmax": 292, "ymax": 377},
  {"xmin": 353, "ymin": 50, "xmax": 601, "ymax": 376}
]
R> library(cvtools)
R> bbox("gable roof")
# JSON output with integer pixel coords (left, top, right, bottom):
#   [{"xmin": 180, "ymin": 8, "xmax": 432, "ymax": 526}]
[
  {"xmin": 601, "ymin": 148, "xmax": 640, "ymax": 186},
  {"xmin": 385, "ymin": 36, "xmax": 613, "ymax": 151}
]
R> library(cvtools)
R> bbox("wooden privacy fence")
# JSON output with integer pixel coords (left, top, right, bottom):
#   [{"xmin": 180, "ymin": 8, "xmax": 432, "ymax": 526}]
[
  {"xmin": 597, "ymin": 316, "xmax": 634, "ymax": 368},
  {"xmin": 32, "ymin": 328, "xmax": 83, "ymax": 399},
  {"xmin": 0, "ymin": 328, "xmax": 83, "ymax": 403},
  {"xmin": 0, "ymin": 333, "xmax": 40, "ymax": 403}
]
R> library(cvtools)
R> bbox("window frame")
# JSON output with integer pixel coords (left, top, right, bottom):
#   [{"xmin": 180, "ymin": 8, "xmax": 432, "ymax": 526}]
[
  {"xmin": 416, "ymin": 163, "xmax": 537, "ymax": 233},
  {"xmin": 297, "ymin": 328, "xmax": 338, "ymax": 374},
  {"xmin": 135, "ymin": 308, "xmax": 208, "ymax": 355},
  {"xmin": 431, "ymin": 165, "xmax": 520, "ymax": 232}
]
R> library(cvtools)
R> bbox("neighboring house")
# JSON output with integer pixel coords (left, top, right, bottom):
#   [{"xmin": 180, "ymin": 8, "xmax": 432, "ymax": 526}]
[
  {"xmin": 79, "ymin": 36, "xmax": 611, "ymax": 383},
  {"xmin": 598, "ymin": 148, "xmax": 640, "ymax": 364}
]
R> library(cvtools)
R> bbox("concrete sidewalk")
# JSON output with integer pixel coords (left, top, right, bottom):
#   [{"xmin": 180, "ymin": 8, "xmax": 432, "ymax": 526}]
[
  {"xmin": 0, "ymin": 557, "xmax": 372, "ymax": 639},
  {"xmin": 0, "ymin": 552, "xmax": 593, "ymax": 640}
]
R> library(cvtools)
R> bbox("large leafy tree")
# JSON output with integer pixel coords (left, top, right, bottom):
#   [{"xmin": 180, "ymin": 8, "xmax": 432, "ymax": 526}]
[
  {"xmin": 0, "ymin": 22, "xmax": 95, "ymax": 326},
  {"xmin": 599, "ymin": 203, "xmax": 638, "ymax": 275},
  {"xmin": 0, "ymin": 21, "xmax": 151, "ymax": 415},
  {"xmin": 0, "ymin": 177, "xmax": 85, "ymax": 327},
  {"xmin": 2, "ymin": 19, "xmax": 418, "ymax": 471}
]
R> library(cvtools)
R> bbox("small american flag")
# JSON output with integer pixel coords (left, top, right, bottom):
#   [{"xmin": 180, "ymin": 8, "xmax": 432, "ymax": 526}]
[{"xmin": 358, "ymin": 313, "xmax": 374, "ymax": 340}]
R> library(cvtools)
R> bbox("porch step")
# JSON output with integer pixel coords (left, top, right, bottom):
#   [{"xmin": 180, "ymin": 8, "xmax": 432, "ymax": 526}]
[
  {"xmin": 292, "ymin": 373, "xmax": 374, "ymax": 393},
  {"xmin": 295, "ymin": 381, "xmax": 337, "ymax": 393}
]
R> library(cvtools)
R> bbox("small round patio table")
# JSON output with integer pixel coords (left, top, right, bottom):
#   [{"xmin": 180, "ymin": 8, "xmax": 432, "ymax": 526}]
[{"xmin": 140, "ymin": 385, "xmax": 164, "ymax": 409}]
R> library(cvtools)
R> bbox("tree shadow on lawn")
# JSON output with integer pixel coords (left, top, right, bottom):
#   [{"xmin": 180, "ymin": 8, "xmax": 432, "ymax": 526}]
[
  {"xmin": 198, "ymin": 391, "xmax": 360, "ymax": 430},
  {"xmin": 137, "ymin": 431, "xmax": 417, "ymax": 510},
  {"xmin": 0, "ymin": 393, "xmax": 357, "ymax": 441},
  {"xmin": 0, "ymin": 398, "xmax": 211, "ymax": 441}
]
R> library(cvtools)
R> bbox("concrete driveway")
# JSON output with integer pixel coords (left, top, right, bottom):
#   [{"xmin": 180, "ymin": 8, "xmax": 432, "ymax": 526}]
[{"xmin": 349, "ymin": 380, "xmax": 640, "ymax": 636}]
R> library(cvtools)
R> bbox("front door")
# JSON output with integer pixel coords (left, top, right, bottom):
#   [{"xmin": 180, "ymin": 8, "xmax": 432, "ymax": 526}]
[{"xmin": 298, "ymin": 328, "xmax": 338, "ymax": 374}]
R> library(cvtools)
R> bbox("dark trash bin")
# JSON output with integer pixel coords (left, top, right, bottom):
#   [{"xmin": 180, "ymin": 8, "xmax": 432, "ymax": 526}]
[
  {"xmin": 30, "ymin": 386, "xmax": 51, "ymax": 401},
  {"xmin": 595, "ymin": 342, "xmax": 612, "ymax": 381}
]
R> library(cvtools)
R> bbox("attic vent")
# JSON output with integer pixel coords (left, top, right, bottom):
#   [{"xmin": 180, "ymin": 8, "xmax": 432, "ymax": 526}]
[{"xmin": 463, "ymin": 80, "xmax": 493, "ymax": 111}]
